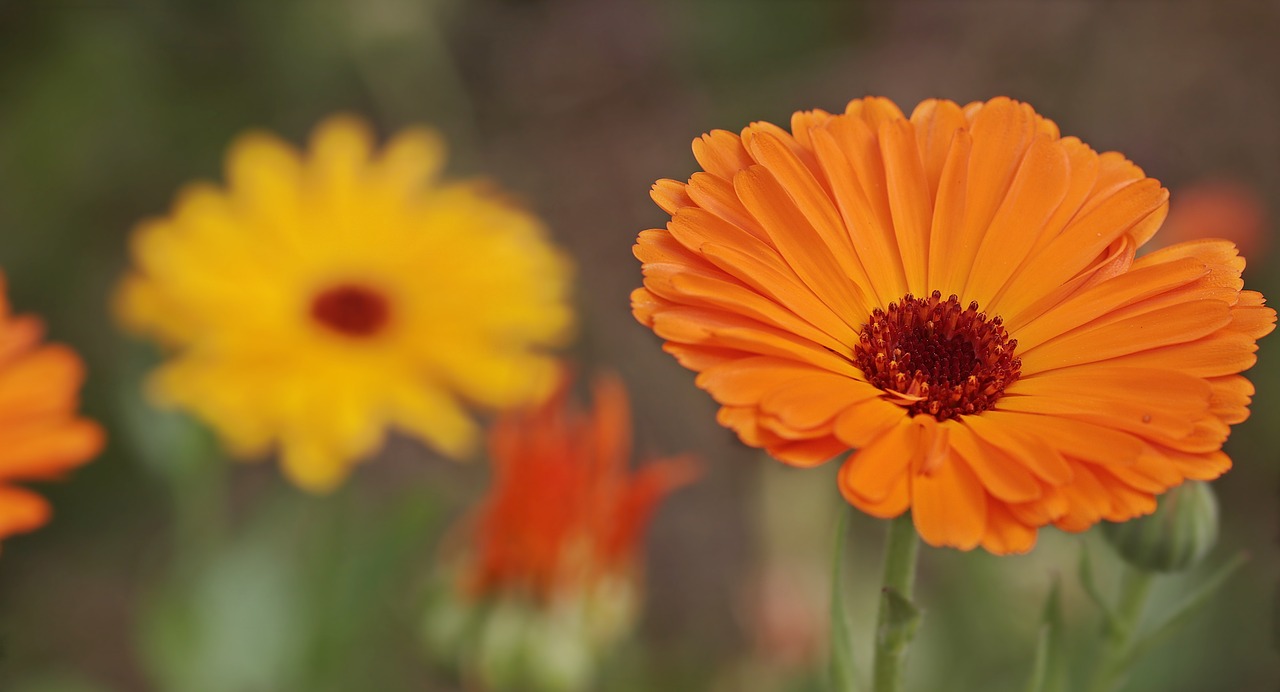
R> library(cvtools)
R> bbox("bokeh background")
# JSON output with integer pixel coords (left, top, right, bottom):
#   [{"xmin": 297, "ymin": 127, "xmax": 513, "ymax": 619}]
[{"xmin": 1, "ymin": 1, "xmax": 1279, "ymax": 690}]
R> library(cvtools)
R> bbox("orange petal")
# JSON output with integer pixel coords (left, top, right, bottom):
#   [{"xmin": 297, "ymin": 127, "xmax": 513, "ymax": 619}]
[
  {"xmin": 1095, "ymin": 327, "xmax": 1259, "ymax": 378},
  {"xmin": 967, "ymin": 134, "xmax": 1070, "ymax": 311},
  {"xmin": 633, "ymin": 229, "xmax": 705, "ymax": 269},
  {"xmin": 745, "ymin": 130, "xmax": 876, "ymax": 303},
  {"xmin": 692, "ymin": 130, "xmax": 754, "ymax": 180},
  {"xmin": 0, "ymin": 314, "xmax": 43, "ymax": 369},
  {"xmin": 838, "ymin": 418, "xmax": 912, "ymax": 509},
  {"xmin": 733, "ymin": 165, "xmax": 869, "ymax": 322},
  {"xmin": 909, "ymin": 98, "xmax": 968, "ymax": 201},
  {"xmin": 660, "ymin": 342, "xmax": 743, "ymax": 371},
  {"xmin": 1151, "ymin": 445, "xmax": 1232, "ymax": 481},
  {"xmin": 651, "ymin": 179, "xmax": 693, "ymax": 215},
  {"xmin": 0, "ymin": 345, "xmax": 86, "ymax": 422},
  {"xmin": 1001, "ymin": 180, "xmax": 1168, "ymax": 319},
  {"xmin": 698, "ymin": 357, "xmax": 842, "ymax": 405},
  {"xmin": 879, "ymin": 119, "xmax": 933, "ymax": 295},
  {"xmin": 789, "ymin": 109, "xmax": 836, "ymax": 154},
  {"xmin": 0, "ymin": 418, "xmax": 104, "ymax": 479},
  {"xmin": 963, "ymin": 413, "xmax": 1074, "ymax": 486},
  {"xmin": 980, "ymin": 501, "xmax": 1038, "ymax": 555},
  {"xmin": 644, "ymin": 263, "xmax": 854, "ymax": 353},
  {"xmin": 1020, "ymin": 137, "xmax": 1101, "ymax": 261},
  {"xmin": 0, "ymin": 485, "xmax": 51, "ymax": 539},
  {"xmin": 767, "ymin": 435, "xmax": 848, "ymax": 468},
  {"xmin": 936, "ymin": 97, "xmax": 1039, "ymax": 298},
  {"xmin": 833, "ymin": 397, "xmax": 907, "ymax": 448},
  {"xmin": 685, "ymin": 172, "xmax": 773, "ymax": 245},
  {"xmin": 649, "ymin": 306, "xmax": 857, "ymax": 374},
  {"xmin": 759, "ymin": 375, "xmax": 882, "ymax": 431},
  {"xmin": 949, "ymin": 423, "xmax": 1042, "ymax": 503},
  {"xmin": 925, "ymin": 130, "xmax": 973, "ymax": 298},
  {"xmin": 1004, "ymin": 366, "xmax": 1212, "ymax": 440},
  {"xmin": 697, "ymin": 239, "xmax": 859, "ymax": 344},
  {"xmin": 1208, "ymin": 375, "xmax": 1255, "ymax": 424},
  {"xmin": 978, "ymin": 411, "xmax": 1143, "ymax": 468},
  {"xmin": 811, "ymin": 118, "xmax": 906, "ymax": 305},
  {"xmin": 912, "ymin": 454, "xmax": 987, "ymax": 550},
  {"xmin": 1020, "ymin": 299, "xmax": 1232, "ymax": 374},
  {"xmin": 1013, "ymin": 255, "xmax": 1209, "ymax": 352},
  {"xmin": 846, "ymin": 96, "xmax": 907, "ymax": 126}
]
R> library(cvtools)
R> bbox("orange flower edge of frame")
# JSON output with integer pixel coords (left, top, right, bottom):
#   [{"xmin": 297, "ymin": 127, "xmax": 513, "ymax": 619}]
[
  {"xmin": 0, "ymin": 275, "xmax": 104, "ymax": 544},
  {"xmin": 466, "ymin": 370, "xmax": 698, "ymax": 601},
  {"xmin": 632, "ymin": 96, "xmax": 1275, "ymax": 554}
]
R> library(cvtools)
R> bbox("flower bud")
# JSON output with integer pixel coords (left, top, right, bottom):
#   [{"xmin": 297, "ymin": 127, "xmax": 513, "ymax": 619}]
[
  {"xmin": 1102, "ymin": 481, "xmax": 1219, "ymax": 573},
  {"xmin": 470, "ymin": 596, "xmax": 600, "ymax": 692}
]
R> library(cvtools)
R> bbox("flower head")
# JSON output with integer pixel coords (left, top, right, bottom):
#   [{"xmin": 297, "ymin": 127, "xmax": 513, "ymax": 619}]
[
  {"xmin": 424, "ymin": 370, "xmax": 695, "ymax": 691},
  {"xmin": 117, "ymin": 115, "xmax": 574, "ymax": 492},
  {"xmin": 0, "ymin": 275, "xmax": 103, "ymax": 543},
  {"xmin": 633, "ymin": 96, "xmax": 1275, "ymax": 553},
  {"xmin": 467, "ymin": 370, "xmax": 697, "ymax": 601}
]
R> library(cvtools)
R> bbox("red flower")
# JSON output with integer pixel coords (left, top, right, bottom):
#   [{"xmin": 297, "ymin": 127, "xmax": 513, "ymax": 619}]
[{"xmin": 467, "ymin": 371, "xmax": 697, "ymax": 601}]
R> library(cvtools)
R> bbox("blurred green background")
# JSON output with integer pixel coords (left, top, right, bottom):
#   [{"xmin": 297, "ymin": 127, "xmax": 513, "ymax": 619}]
[{"xmin": 1, "ymin": 1, "xmax": 1278, "ymax": 690}]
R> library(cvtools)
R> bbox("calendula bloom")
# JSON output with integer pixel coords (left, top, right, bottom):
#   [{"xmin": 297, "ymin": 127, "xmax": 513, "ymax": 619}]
[
  {"xmin": 117, "ymin": 116, "xmax": 573, "ymax": 492},
  {"xmin": 425, "ymin": 371, "xmax": 696, "ymax": 691},
  {"xmin": 0, "ymin": 275, "xmax": 104, "ymax": 542},
  {"xmin": 632, "ymin": 96, "xmax": 1275, "ymax": 553},
  {"xmin": 468, "ymin": 371, "xmax": 696, "ymax": 600}
]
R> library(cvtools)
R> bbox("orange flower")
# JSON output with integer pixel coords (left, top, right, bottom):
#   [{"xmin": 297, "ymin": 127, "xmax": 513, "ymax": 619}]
[
  {"xmin": 632, "ymin": 96, "xmax": 1275, "ymax": 554},
  {"xmin": 467, "ymin": 371, "xmax": 697, "ymax": 600},
  {"xmin": 0, "ymin": 275, "xmax": 104, "ymax": 543}
]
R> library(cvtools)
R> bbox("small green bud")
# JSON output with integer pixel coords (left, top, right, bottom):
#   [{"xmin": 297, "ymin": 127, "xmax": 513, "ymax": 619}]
[
  {"xmin": 1102, "ymin": 481, "xmax": 1220, "ymax": 573},
  {"xmin": 472, "ymin": 597, "xmax": 597, "ymax": 692}
]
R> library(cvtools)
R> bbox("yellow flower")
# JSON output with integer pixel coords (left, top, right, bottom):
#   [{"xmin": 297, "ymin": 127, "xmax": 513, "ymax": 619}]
[{"xmin": 117, "ymin": 116, "xmax": 574, "ymax": 492}]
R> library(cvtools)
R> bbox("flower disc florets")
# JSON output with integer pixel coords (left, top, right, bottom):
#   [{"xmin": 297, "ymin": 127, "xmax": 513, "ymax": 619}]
[{"xmin": 855, "ymin": 291, "xmax": 1021, "ymax": 421}]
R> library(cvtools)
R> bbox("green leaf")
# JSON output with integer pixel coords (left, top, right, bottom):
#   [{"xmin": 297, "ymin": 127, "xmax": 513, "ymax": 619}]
[
  {"xmin": 1024, "ymin": 575, "xmax": 1068, "ymax": 692},
  {"xmin": 829, "ymin": 507, "xmax": 860, "ymax": 692},
  {"xmin": 877, "ymin": 587, "xmax": 921, "ymax": 654},
  {"xmin": 1077, "ymin": 541, "xmax": 1117, "ymax": 633},
  {"xmin": 1120, "ymin": 551, "xmax": 1248, "ymax": 669}
]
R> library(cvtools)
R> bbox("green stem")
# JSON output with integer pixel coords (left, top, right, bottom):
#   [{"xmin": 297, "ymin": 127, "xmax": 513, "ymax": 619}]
[
  {"xmin": 1087, "ymin": 567, "xmax": 1155, "ymax": 692},
  {"xmin": 171, "ymin": 430, "xmax": 229, "ymax": 561},
  {"xmin": 829, "ymin": 506, "xmax": 859, "ymax": 691},
  {"xmin": 872, "ymin": 513, "xmax": 921, "ymax": 692}
]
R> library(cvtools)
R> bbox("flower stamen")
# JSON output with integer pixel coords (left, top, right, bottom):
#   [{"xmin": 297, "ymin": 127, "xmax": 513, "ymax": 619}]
[
  {"xmin": 311, "ymin": 283, "xmax": 391, "ymax": 337},
  {"xmin": 855, "ymin": 290, "xmax": 1020, "ymax": 420}
]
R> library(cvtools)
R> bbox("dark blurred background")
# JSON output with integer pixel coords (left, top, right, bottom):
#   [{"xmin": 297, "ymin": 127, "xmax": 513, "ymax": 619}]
[{"xmin": 1, "ymin": 1, "xmax": 1278, "ymax": 690}]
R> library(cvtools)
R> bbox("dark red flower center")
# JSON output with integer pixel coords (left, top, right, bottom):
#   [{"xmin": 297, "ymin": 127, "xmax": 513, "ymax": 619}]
[
  {"xmin": 310, "ymin": 283, "xmax": 391, "ymax": 337},
  {"xmin": 854, "ymin": 291, "xmax": 1021, "ymax": 421}
]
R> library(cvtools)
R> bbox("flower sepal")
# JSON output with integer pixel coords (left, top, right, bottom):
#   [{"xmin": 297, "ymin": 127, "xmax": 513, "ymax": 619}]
[{"xmin": 1101, "ymin": 481, "xmax": 1220, "ymax": 573}]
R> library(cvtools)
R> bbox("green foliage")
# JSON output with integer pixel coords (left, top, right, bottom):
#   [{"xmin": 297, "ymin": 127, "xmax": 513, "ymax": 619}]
[
  {"xmin": 1024, "ymin": 576, "xmax": 1067, "ymax": 692},
  {"xmin": 828, "ymin": 507, "xmax": 860, "ymax": 692}
]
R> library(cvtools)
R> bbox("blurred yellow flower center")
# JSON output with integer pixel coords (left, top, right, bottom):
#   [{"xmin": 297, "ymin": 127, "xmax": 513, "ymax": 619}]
[
  {"xmin": 310, "ymin": 283, "xmax": 391, "ymax": 338},
  {"xmin": 855, "ymin": 291, "xmax": 1021, "ymax": 421}
]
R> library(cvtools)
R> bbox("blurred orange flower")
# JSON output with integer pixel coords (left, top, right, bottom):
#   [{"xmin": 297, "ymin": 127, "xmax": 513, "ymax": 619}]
[
  {"xmin": 1156, "ymin": 179, "xmax": 1269, "ymax": 260},
  {"xmin": 0, "ymin": 276, "xmax": 104, "ymax": 543},
  {"xmin": 468, "ymin": 371, "xmax": 697, "ymax": 600},
  {"xmin": 633, "ymin": 96, "xmax": 1275, "ymax": 554},
  {"xmin": 423, "ymin": 371, "xmax": 695, "ymax": 690}
]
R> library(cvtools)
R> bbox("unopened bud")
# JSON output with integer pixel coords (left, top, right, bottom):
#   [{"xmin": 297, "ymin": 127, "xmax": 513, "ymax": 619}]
[{"xmin": 1102, "ymin": 481, "xmax": 1220, "ymax": 573}]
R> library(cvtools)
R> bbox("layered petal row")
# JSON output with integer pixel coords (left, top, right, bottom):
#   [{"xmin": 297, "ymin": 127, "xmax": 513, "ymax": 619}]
[{"xmin": 633, "ymin": 96, "xmax": 1274, "ymax": 553}]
